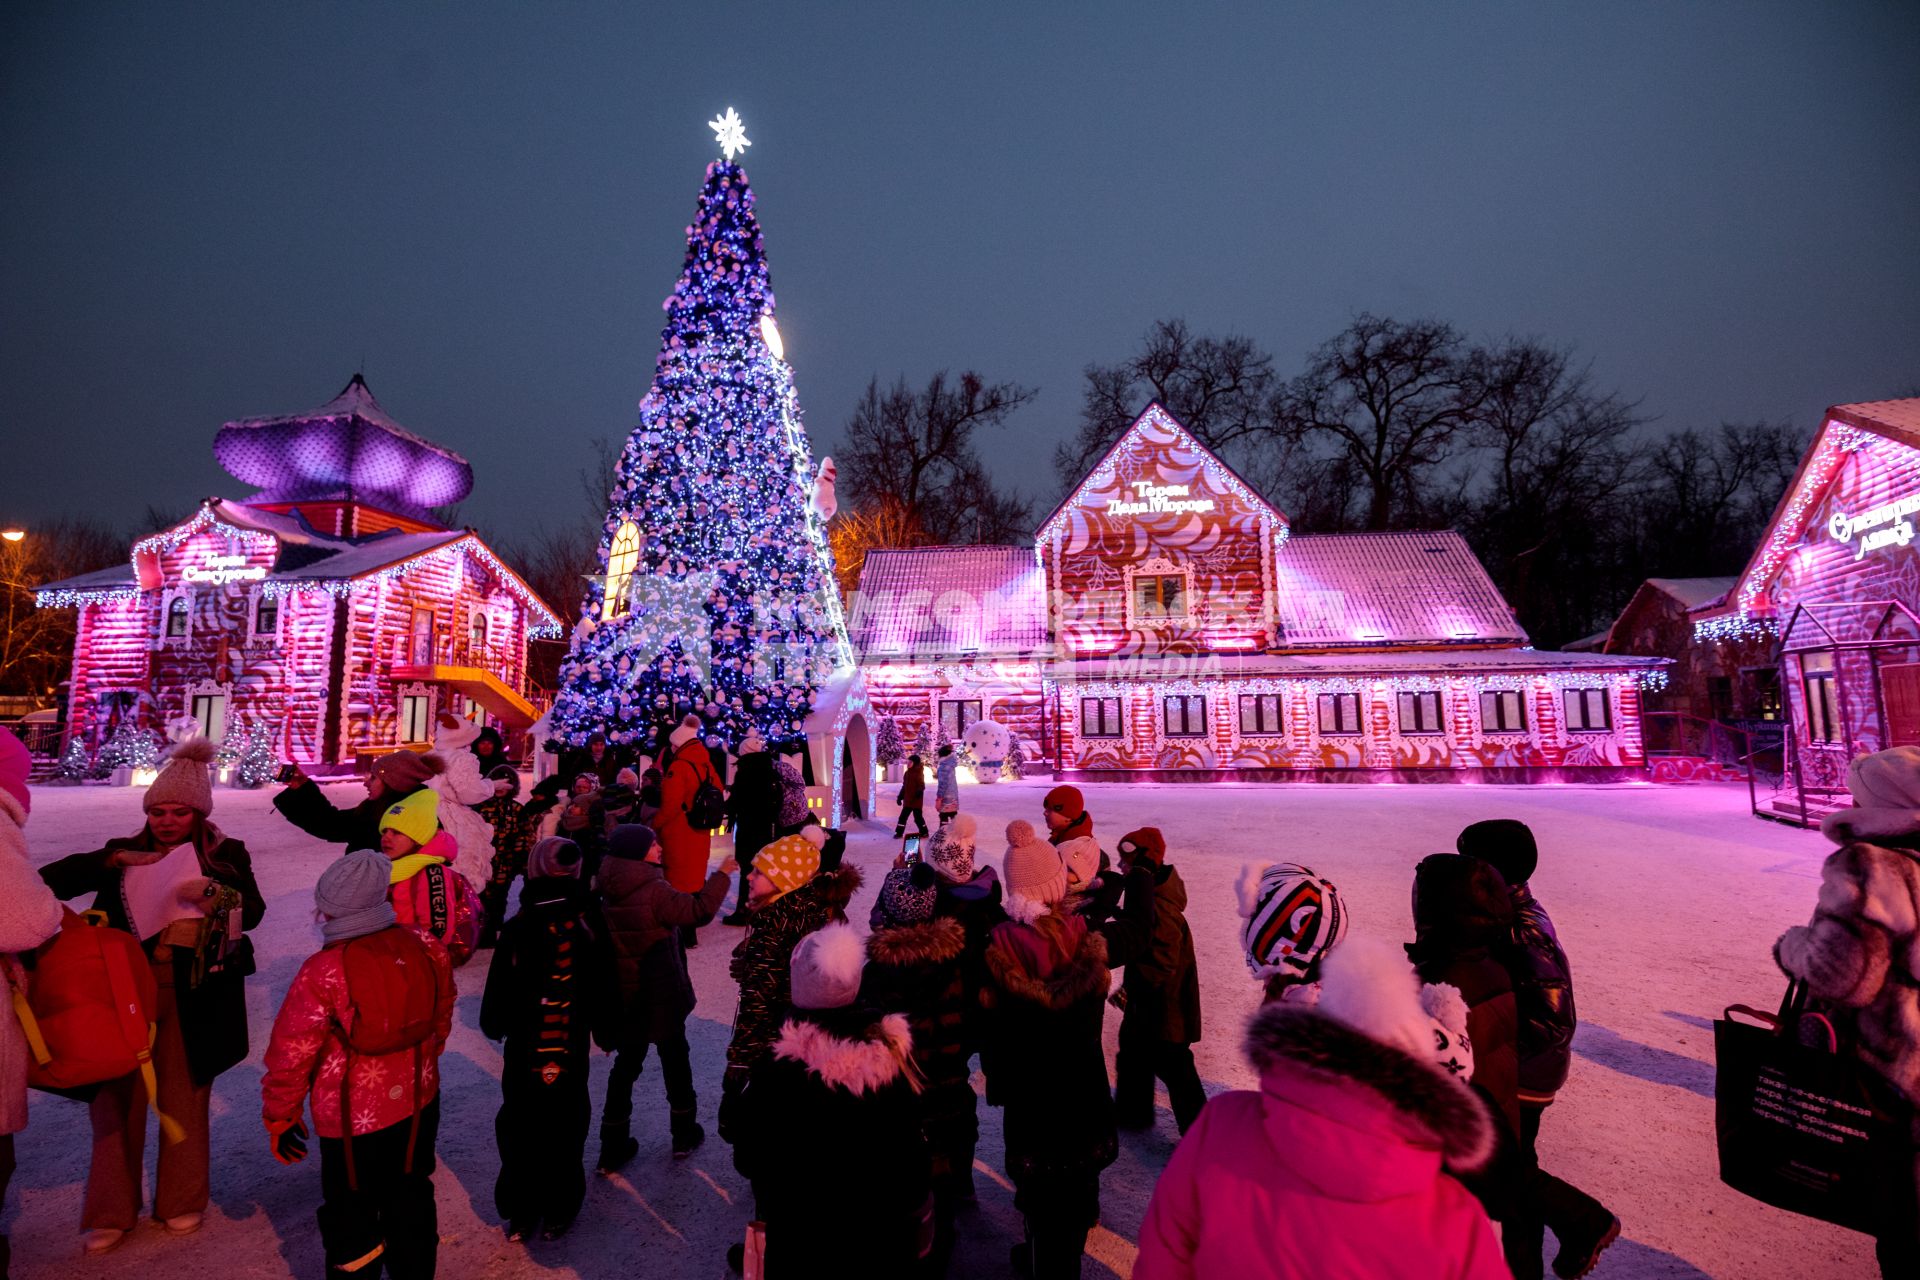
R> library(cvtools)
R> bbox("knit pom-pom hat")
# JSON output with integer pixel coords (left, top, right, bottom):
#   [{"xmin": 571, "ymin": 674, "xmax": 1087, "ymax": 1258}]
[
  {"xmin": 876, "ymin": 863, "xmax": 938, "ymax": 927},
  {"xmin": 669, "ymin": 712, "xmax": 704, "ymax": 751},
  {"xmin": 145, "ymin": 737, "xmax": 216, "ymax": 816},
  {"xmin": 1822, "ymin": 745, "xmax": 1920, "ymax": 844},
  {"xmin": 927, "ymin": 813, "xmax": 977, "ymax": 883},
  {"xmin": 790, "ymin": 922, "xmax": 867, "ymax": 1011},
  {"xmin": 1236, "ymin": 861, "xmax": 1348, "ymax": 983},
  {"xmin": 757, "ymin": 829, "xmax": 824, "ymax": 901},
  {"xmin": 1002, "ymin": 820, "xmax": 1067, "ymax": 908}
]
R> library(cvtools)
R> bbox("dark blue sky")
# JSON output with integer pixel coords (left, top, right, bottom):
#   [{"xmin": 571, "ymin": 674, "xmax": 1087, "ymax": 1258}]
[{"xmin": 4, "ymin": 2, "xmax": 1917, "ymax": 545}]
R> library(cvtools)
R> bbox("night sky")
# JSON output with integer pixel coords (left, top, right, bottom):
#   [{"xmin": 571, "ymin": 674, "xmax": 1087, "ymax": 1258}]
[{"xmin": 3, "ymin": 2, "xmax": 1917, "ymax": 546}]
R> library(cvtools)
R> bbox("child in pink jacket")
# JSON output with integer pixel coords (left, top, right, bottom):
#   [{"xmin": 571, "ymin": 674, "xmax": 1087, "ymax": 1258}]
[
  {"xmin": 1134, "ymin": 939, "xmax": 1504, "ymax": 1280},
  {"xmin": 378, "ymin": 789, "xmax": 480, "ymax": 966}
]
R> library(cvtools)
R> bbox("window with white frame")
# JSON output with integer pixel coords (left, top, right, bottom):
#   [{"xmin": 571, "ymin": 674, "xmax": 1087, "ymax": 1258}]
[
  {"xmin": 163, "ymin": 594, "xmax": 191, "ymax": 640},
  {"xmin": 1080, "ymin": 696, "xmax": 1125, "ymax": 738},
  {"xmin": 399, "ymin": 694, "xmax": 433, "ymax": 743},
  {"xmin": 190, "ymin": 690, "xmax": 227, "ymax": 742},
  {"xmin": 1397, "ymin": 690, "xmax": 1445, "ymax": 734},
  {"xmin": 1317, "ymin": 692, "xmax": 1363, "ymax": 735},
  {"xmin": 1239, "ymin": 693, "xmax": 1283, "ymax": 735},
  {"xmin": 1802, "ymin": 652, "xmax": 1839, "ymax": 744},
  {"xmin": 1163, "ymin": 694, "xmax": 1208, "ymax": 737},
  {"xmin": 939, "ymin": 699, "xmax": 983, "ymax": 741},
  {"xmin": 468, "ymin": 609, "xmax": 487, "ymax": 655},
  {"xmin": 253, "ymin": 592, "xmax": 280, "ymax": 637},
  {"xmin": 1127, "ymin": 557, "xmax": 1193, "ymax": 625},
  {"xmin": 1481, "ymin": 689, "xmax": 1528, "ymax": 733},
  {"xmin": 1563, "ymin": 687, "xmax": 1612, "ymax": 732}
]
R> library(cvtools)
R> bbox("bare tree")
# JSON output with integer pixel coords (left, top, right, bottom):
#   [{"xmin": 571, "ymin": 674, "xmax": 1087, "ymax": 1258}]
[
  {"xmin": 838, "ymin": 371, "xmax": 1038, "ymax": 547},
  {"xmin": 0, "ymin": 518, "xmax": 125, "ymax": 697},
  {"xmin": 1634, "ymin": 421, "xmax": 1805, "ymax": 577},
  {"xmin": 1056, "ymin": 319, "xmax": 1278, "ymax": 488},
  {"xmin": 1273, "ymin": 314, "xmax": 1490, "ymax": 530}
]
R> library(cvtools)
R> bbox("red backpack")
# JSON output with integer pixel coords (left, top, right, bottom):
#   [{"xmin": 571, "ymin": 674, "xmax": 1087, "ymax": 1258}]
[
  {"xmin": 12, "ymin": 909, "xmax": 182, "ymax": 1141},
  {"xmin": 332, "ymin": 927, "xmax": 444, "ymax": 1188}
]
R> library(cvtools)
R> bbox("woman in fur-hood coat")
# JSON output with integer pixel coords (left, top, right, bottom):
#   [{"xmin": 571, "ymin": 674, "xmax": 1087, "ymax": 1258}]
[
  {"xmin": 1134, "ymin": 940, "xmax": 1506, "ymax": 1280},
  {"xmin": 1777, "ymin": 747, "xmax": 1920, "ymax": 1271},
  {"xmin": 733, "ymin": 925, "xmax": 932, "ymax": 1276}
]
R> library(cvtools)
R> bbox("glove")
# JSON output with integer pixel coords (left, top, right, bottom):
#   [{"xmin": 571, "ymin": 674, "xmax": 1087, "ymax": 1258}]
[{"xmin": 266, "ymin": 1117, "xmax": 308, "ymax": 1164}]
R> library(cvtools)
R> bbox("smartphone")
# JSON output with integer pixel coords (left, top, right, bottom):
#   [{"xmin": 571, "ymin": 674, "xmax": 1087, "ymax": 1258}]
[
  {"xmin": 274, "ymin": 763, "xmax": 298, "ymax": 784},
  {"xmin": 903, "ymin": 834, "xmax": 922, "ymax": 862}
]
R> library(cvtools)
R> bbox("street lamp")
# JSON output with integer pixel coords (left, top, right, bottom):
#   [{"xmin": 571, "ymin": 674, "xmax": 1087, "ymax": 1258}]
[{"xmin": 0, "ymin": 529, "xmax": 23, "ymax": 543}]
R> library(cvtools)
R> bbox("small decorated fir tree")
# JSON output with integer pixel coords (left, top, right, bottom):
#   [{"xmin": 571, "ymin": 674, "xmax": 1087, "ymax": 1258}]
[
  {"xmin": 912, "ymin": 721, "xmax": 933, "ymax": 760},
  {"xmin": 97, "ymin": 721, "xmax": 159, "ymax": 778},
  {"xmin": 237, "ymin": 720, "xmax": 279, "ymax": 788},
  {"xmin": 876, "ymin": 716, "xmax": 905, "ymax": 768},
  {"xmin": 52, "ymin": 736, "xmax": 92, "ymax": 784},
  {"xmin": 1003, "ymin": 733, "xmax": 1027, "ymax": 780}
]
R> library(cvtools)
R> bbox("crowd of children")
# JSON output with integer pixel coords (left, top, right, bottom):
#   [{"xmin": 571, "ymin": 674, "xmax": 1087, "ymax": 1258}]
[{"xmin": 70, "ymin": 711, "xmax": 1920, "ymax": 1276}]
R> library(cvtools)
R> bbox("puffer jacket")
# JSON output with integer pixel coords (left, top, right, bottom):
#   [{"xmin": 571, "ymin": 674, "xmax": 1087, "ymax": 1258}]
[
  {"xmin": 732, "ymin": 1007, "xmax": 932, "ymax": 1275},
  {"xmin": 862, "ymin": 917, "xmax": 971, "ymax": 1101},
  {"xmin": 389, "ymin": 831, "xmax": 480, "ymax": 967},
  {"xmin": 725, "ymin": 864, "xmax": 864, "ymax": 1074},
  {"xmin": 933, "ymin": 755, "xmax": 959, "ymax": 812},
  {"xmin": 1503, "ymin": 884, "xmax": 1576, "ymax": 1101},
  {"xmin": 1777, "ymin": 825, "xmax": 1920, "ymax": 1108},
  {"xmin": 1118, "ymin": 863, "xmax": 1201, "ymax": 1046},
  {"xmin": 726, "ymin": 749, "xmax": 781, "ymax": 864},
  {"xmin": 980, "ymin": 904, "xmax": 1117, "ymax": 1180},
  {"xmin": 896, "ymin": 762, "xmax": 926, "ymax": 809},
  {"xmin": 480, "ymin": 877, "xmax": 617, "ymax": 1059},
  {"xmin": 1133, "ymin": 1001, "xmax": 1505, "ymax": 1280},
  {"xmin": 600, "ymin": 853, "xmax": 729, "ymax": 1041},
  {"xmin": 260, "ymin": 927, "xmax": 456, "ymax": 1138},
  {"xmin": 1408, "ymin": 854, "xmax": 1520, "ymax": 1135}
]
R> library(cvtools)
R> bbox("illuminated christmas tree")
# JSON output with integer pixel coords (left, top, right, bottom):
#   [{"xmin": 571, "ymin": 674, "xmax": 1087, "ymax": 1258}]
[
  {"xmin": 549, "ymin": 111, "xmax": 850, "ymax": 748},
  {"xmin": 97, "ymin": 720, "xmax": 159, "ymax": 777},
  {"xmin": 53, "ymin": 736, "xmax": 92, "ymax": 784}
]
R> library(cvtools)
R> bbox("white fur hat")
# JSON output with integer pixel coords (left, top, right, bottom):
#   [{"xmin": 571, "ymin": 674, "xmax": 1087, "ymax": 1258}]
[
  {"xmin": 1823, "ymin": 745, "xmax": 1920, "ymax": 844},
  {"xmin": 435, "ymin": 711, "xmax": 482, "ymax": 751},
  {"xmin": 790, "ymin": 922, "xmax": 866, "ymax": 1010},
  {"xmin": 1314, "ymin": 938, "xmax": 1474, "ymax": 1082}
]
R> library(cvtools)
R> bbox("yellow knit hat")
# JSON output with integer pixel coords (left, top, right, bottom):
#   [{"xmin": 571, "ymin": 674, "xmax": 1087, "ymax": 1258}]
[
  {"xmin": 756, "ymin": 828, "xmax": 824, "ymax": 901},
  {"xmin": 378, "ymin": 788, "xmax": 440, "ymax": 846}
]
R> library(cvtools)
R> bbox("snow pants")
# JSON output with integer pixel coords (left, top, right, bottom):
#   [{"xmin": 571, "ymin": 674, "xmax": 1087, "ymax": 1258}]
[
  {"xmin": 602, "ymin": 1029, "xmax": 696, "ymax": 1138},
  {"xmin": 1504, "ymin": 1102, "xmax": 1613, "ymax": 1280},
  {"xmin": 894, "ymin": 805, "xmax": 928, "ymax": 838},
  {"xmin": 84, "ymin": 980, "xmax": 210, "ymax": 1230},
  {"xmin": 1114, "ymin": 1036, "xmax": 1206, "ymax": 1134},
  {"xmin": 1012, "ymin": 1168, "xmax": 1099, "ymax": 1279},
  {"xmin": 495, "ymin": 1054, "xmax": 590, "ymax": 1230},
  {"xmin": 318, "ymin": 1098, "xmax": 440, "ymax": 1280}
]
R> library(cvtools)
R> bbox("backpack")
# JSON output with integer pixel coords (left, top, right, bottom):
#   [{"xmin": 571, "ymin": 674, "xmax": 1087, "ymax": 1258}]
[
  {"xmin": 12, "ymin": 909, "xmax": 182, "ymax": 1140},
  {"xmin": 677, "ymin": 758, "xmax": 727, "ymax": 831},
  {"xmin": 419, "ymin": 863, "xmax": 478, "ymax": 968},
  {"xmin": 332, "ymin": 927, "xmax": 444, "ymax": 1188}
]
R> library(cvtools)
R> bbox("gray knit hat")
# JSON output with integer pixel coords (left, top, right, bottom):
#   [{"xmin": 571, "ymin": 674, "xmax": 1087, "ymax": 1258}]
[{"xmin": 315, "ymin": 849, "xmax": 397, "ymax": 942}]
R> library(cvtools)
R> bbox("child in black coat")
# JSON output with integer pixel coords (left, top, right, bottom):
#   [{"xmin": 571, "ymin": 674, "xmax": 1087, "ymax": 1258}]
[
  {"xmin": 733, "ymin": 923, "xmax": 932, "ymax": 1276},
  {"xmin": 479, "ymin": 837, "xmax": 617, "ymax": 1243}
]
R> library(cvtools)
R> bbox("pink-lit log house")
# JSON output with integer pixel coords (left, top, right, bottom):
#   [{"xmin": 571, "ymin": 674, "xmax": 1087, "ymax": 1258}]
[
  {"xmin": 854, "ymin": 403, "xmax": 1665, "ymax": 782},
  {"xmin": 37, "ymin": 376, "xmax": 561, "ymax": 773}
]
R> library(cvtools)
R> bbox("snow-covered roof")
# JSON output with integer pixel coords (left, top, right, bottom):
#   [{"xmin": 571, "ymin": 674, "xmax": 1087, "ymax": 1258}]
[
  {"xmin": 1562, "ymin": 629, "xmax": 1611, "ymax": 653},
  {"xmin": 1830, "ymin": 397, "xmax": 1920, "ymax": 446},
  {"xmin": 1044, "ymin": 647, "xmax": 1664, "ymax": 681},
  {"xmin": 1272, "ymin": 530, "xmax": 1526, "ymax": 647},
  {"xmin": 214, "ymin": 375, "xmax": 474, "ymax": 516},
  {"xmin": 849, "ymin": 545, "xmax": 1048, "ymax": 657},
  {"xmin": 1647, "ymin": 577, "xmax": 1737, "ymax": 611}
]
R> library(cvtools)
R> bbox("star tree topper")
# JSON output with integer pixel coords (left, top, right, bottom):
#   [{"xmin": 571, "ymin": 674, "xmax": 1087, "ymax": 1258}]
[{"xmin": 709, "ymin": 107, "xmax": 751, "ymax": 161}]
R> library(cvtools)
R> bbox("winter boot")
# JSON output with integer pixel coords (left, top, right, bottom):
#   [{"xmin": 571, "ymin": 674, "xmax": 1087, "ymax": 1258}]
[
  {"xmin": 1552, "ymin": 1213, "xmax": 1621, "ymax": 1279},
  {"xmin": 670, "ymin": 1108, "xmax": 705, "ymax": 1158},
  {"xmin": 597, "ymin": 1129, "xmax": 639, "ymax": 1174}
]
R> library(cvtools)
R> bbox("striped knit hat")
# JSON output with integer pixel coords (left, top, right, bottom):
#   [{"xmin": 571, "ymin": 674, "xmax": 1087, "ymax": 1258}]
[{"xmin": 1236, "ymin": 862, "xmax": 1347, "ymax": 983}]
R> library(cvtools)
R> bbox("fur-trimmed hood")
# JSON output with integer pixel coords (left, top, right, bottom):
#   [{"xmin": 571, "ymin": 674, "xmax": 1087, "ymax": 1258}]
[
  {"xmin": 984, "ymin": 910, "xmax": 1110, "ymax": 1011},
  {"xmin": 807, "ymin": 861, "xmax": 864, "ymax": 918},
  {"xmin": 1245, "ymin": 1002, "xmax": 1495, "ymax": 1174},
  {"xmin": 772, "ymin": 1011, "xmax": 919, "ymax": 1095},
  {"xmin": 867, "ymin": 916, "xmax": 965, "ymax": 968}
]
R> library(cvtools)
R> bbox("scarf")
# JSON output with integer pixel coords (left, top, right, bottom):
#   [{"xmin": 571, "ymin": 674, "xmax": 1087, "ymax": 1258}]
[{"xmin": 321, "ymin": 901, "xmax": 397, "ymax": 944}]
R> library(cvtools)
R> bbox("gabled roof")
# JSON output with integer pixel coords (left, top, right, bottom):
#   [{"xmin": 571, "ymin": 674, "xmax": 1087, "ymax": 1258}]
[
  {"xmin": 1714, "ymin": 397, "xmax": 1920, "ymax": 618},
  {"xmin": 1035, "ymin": 402, "xmax": 1287, "ymax": 544},
  {"xmin": 849, "ymin": 545, "xmax": 1048, "ymax": 658},
  {"xmin": 1647, "ymin": 577, "xmax": 1738, "ymax": 611},
  {"xmin": 214, "ymin": 375, "xmax": 474, "ymax": 516},
  {"xmin": 1271, "ymin": 530, "xmax": 1526, "ymax": 647}
]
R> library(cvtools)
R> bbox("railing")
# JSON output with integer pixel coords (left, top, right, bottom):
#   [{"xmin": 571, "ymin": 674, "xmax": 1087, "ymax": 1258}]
[
  {"xmin": 1640, "ymin": 711, "xmax": 1785, "ymax": 820},
  {"xmin": 388, "ymin": 631, "xmax": 526, "ymax": 697}
]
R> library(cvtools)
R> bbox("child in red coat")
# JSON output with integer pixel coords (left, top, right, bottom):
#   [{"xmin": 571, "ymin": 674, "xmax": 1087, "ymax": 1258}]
[{"xmin": 262, "ymin": 850, "xmax": 456, "ymax": 1279}]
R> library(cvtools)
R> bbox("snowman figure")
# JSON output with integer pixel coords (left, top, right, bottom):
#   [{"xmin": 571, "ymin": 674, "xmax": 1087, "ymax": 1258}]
[{"xmin": 962, "ymin": 719, "xmax": 1011, "ymax": 785}]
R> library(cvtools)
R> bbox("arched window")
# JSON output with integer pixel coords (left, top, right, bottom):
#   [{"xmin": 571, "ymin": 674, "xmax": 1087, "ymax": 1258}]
[
  {"xmin": 604, "ymin": 521, "xmax": 640, "ymax": 620},
  {"xmin": 468, "ymin": 610, "xmax": 487, "ymax": 654},
  {"xmin": 165, "ymin": 595, "xmax": 190, "ymax": 638}
]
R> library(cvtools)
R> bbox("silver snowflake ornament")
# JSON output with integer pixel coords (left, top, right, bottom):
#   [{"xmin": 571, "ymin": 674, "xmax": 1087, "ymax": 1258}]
[{"xmin": 709, "ymin": 108, "xmax": 751, "ymax": 161}]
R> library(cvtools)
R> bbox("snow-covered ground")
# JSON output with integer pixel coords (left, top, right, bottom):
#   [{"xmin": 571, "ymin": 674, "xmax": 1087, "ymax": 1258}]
[{"xmin": 3, "ymin": 778, "xmax": 1874, "ymax": 1278}]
